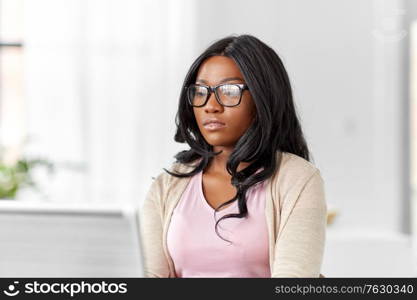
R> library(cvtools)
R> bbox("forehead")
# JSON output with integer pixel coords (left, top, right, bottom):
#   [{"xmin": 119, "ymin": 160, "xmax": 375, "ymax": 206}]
[{"xmin": 196, "ymin": 56, "xmax": 243, "ymax": 84}]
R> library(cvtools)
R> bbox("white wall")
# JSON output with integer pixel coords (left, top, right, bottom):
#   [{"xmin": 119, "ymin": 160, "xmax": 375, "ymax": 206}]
[{"xmin": 192, "ymin": 0, "xmax": 408, "ymax": 234}]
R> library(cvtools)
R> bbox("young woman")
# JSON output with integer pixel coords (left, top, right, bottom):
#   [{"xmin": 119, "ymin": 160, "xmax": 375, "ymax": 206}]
[{"xmin": 139, "ymin": 34, "xmax": 327, "ymax": 278}]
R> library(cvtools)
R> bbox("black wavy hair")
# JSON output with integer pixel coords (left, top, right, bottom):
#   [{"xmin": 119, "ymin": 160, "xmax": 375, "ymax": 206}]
[{"xmin": 163, "ymin": 34, "xmax": 311, "ymax": 244}]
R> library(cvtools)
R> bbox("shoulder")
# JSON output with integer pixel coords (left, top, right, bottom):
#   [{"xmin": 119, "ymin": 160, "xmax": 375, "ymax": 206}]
[
  {"xmin": 271, "ymin": 152, "xmax": 326, "ymax": 211},
  {"xmin": 274, "ymin": 151, "xmax": 324, "ymax": 195},
  {"xmin": 278, "ymin": 152, "xmax": 319, "ymax": 179},
  {"xmin": 147, "ymin": 160, "xmax": 197, "ymax": 198}
]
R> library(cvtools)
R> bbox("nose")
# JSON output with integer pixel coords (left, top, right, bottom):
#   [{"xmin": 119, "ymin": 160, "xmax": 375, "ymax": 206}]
[{"xmin": 204, "ymin": 92, "xmax": 223, "ymax": 113}]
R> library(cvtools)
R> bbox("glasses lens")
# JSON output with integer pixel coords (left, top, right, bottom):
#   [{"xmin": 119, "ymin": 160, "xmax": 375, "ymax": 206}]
[
  {"xmin": 188, "ymin": 85, "xmax": 208, "ymax": 106},
  {"xmin": 217, "ymin": 84, "xmax": 241, "ymax": 106}
]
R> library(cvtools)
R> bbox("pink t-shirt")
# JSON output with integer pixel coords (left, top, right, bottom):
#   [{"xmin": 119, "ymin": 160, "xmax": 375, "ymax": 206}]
[{"xmin": 167, "ymin": 169, "xmax": 270, "ymax": 278}]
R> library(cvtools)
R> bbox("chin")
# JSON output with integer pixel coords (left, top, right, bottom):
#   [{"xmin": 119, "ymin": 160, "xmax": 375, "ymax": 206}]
[
  {"xmin": 205, "ymin": 139, "xmax": 236, "ymax": 148},
  {"xmin": 205, "ymin": 140, "xmax": 224, "ymax": 147},
  {"xmin": 201, "ymin": 132, "xmax": 237, "ymax": 147}
]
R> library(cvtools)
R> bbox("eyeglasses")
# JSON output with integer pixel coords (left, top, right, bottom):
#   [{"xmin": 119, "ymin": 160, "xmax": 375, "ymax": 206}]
[{"xmin": 186, "ymin": 83, "xmax": 249, "ymax": 107}]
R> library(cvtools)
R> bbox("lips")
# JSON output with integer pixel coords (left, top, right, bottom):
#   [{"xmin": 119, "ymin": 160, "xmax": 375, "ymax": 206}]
[
  {"xmin": 202, "ymin": 118, "xmax": 226, "ymax": 126},
  {"xmin": 204, "ymin": 123, "xmax": 225, "ymax": 130},
  {"xmin": 202, "ymin": 118, "xmax": 226, "ymax": 131}
]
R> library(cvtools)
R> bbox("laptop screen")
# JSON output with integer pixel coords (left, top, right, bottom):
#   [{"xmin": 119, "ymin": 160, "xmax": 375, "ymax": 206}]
[{"xmin": 0, "ymin": 202, "xmax": 144, "ymax": 277}]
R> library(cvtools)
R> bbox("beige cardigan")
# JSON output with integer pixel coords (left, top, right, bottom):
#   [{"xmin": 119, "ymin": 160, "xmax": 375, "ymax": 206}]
[{"xmin": 138, "ymin": 151, "xmax": 327, "ymax": 278}]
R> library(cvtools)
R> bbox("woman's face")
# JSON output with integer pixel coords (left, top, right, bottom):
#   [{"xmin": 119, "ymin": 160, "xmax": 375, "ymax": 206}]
[{"xmin": 193, "ymin": 56, "xmax": 256, "ymax": 148}]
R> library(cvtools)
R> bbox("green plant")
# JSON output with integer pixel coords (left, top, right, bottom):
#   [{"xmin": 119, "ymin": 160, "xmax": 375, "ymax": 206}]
[{"xmin": 0, "ymin": 156, "xmax": 54, "ymax": 199}]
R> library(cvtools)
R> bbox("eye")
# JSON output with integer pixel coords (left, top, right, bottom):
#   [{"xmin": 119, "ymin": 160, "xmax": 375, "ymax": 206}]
[
  {"xmin": 195, "ymin": 87, "xmax": 207, "ymax": 97},
  {"xmin": 220, "ymin": 85, "xmax": 240, "ymax": 97}
]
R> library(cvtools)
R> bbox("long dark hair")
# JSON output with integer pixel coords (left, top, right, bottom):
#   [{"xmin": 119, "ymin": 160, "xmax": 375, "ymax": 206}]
[{"xmin": 163, "ymin": 34, "xmax": 311, "ymax": 244}]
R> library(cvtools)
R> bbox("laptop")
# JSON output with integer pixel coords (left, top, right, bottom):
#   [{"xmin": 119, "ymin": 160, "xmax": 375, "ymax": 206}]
[{"xmin": 0, "ymin": 201, "xmax": 145, "ymax": 277}]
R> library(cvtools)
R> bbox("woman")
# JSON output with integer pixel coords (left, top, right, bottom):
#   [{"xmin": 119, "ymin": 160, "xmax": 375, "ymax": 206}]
[{"xmin": 139, "ymin": 34, "xmax": 327, "ymax": 278}]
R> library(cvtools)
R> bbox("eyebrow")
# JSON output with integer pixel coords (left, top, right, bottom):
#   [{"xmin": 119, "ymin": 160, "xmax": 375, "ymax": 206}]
[{"xmin": 195, "ymin": 77, "xmax": 245, "ymax": 84}]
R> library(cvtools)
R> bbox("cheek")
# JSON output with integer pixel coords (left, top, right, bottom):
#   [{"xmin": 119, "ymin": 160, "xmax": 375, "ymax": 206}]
[
  {"xmin": 193, "ymin": 109, "xmax": 203, "ymax": 126},
  {"xmin": 234, "ymin": 97, "xmax": 256, "ymax": 125},
  {"xmin": 193, "ymin": 109, "xmax": 206, "ymax": 133},
  {"xmin": 226, "ymin": 107, "xmax": 255, "ymax": 134}
]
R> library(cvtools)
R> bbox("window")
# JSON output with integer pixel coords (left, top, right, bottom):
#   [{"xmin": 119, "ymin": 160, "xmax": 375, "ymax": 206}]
[{"xmin": 0, "ymin": 0, "xmax": 25, "ymax": 161}]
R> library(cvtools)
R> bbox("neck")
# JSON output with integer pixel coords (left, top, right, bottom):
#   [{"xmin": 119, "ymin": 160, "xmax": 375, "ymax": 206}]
[{"xmin": 205, "ymin": 146, "xmax": 251, "ymax": 175}]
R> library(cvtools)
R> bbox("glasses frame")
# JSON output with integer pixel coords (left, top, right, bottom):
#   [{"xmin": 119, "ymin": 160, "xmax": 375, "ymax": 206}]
[{"xmin": 186, "ymin": 83, "xmax": 249, "ymax": 107}]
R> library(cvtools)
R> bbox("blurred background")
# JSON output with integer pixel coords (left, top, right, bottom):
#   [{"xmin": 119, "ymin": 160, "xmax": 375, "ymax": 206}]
[{"xmin": 0, "ymin": 0, "xmax": 416, "ymax": 277}]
